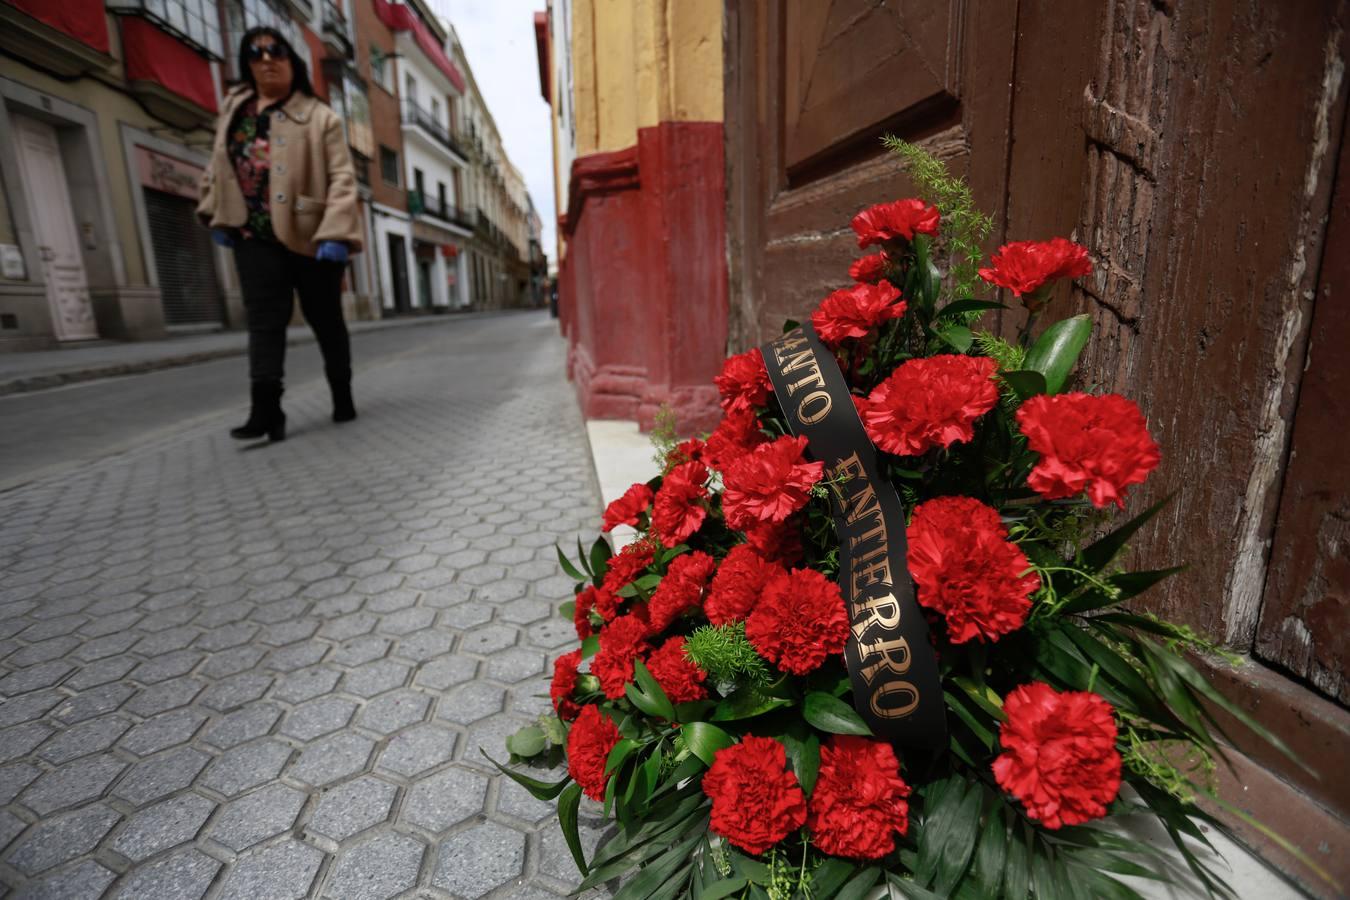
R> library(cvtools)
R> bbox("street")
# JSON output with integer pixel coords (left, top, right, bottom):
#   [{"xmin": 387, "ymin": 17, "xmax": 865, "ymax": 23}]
[{"xmin": 0, "ymin": 311, "xmax": 604, "ymax": 898}]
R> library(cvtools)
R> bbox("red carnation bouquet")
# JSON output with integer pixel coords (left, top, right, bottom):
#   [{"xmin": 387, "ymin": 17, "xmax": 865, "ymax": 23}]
[{"xmin": 496, "ymin": 140, "xmax": 1313, "ymax": 899}]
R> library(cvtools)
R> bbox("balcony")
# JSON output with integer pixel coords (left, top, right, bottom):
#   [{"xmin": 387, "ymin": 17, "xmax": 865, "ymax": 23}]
[
  {"xmin": 402, "ymin": 101, "xmax": 469, "ymax": 165},
  {"xmin": 409, "ymin": 190, "xmax": 473, "ymax": 233},
  {"xmin": 321, "ymin": 1, "xmax": 353, "ymax": 60},
  {"xmin": 106, "ymin": 0, "xmax": 222, "ymax": 60},
  {"xmin": 0, "ymin": 0, "xmax": 113, "ymax": 77}
]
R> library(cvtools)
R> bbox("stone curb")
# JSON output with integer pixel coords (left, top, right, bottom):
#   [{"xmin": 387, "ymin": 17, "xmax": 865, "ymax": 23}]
[{"xmin": 0, "ymin": 310, "xmax": 538, "ymax": 398}]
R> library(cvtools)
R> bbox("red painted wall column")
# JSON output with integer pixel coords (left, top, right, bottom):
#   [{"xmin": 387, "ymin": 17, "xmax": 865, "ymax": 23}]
[{"xmin": 561, "ymin": 122, "xmax": 727, "ymax": 434}]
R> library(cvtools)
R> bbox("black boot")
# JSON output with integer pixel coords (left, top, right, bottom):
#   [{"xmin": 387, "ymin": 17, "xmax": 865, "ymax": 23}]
[
  {"xmin": 328, "ymin": 368, "xmax": 356, "ymax": 423},
  {"xmin": 230, "ymin": 381, "xmax": 286, "ymax": 441}
]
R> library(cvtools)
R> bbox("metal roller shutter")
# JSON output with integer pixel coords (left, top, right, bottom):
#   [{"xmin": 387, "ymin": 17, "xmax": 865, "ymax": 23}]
[{"xmin": 145, "ymin": 187, "xmax": 225, "ymax": 326}]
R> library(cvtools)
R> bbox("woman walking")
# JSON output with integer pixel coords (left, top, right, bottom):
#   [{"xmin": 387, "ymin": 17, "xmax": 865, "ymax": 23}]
[{"xmin": 197, "ymin": 27, "xmax": 362, "ymax": 441}]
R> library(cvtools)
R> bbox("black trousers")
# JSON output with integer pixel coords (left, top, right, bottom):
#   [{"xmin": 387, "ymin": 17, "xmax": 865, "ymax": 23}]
[{"xmin": 233, "ymin": 238, "xmax": 350, "ymax": 386}]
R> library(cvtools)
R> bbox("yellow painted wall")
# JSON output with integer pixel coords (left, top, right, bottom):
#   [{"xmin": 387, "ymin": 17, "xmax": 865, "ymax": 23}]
[{"xmin": 571, "ymin": 0, "xmax": 723, "ymax": 157}]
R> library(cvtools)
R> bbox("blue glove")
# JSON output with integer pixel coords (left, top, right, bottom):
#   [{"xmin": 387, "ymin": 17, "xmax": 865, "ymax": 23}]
[
  {"xmin": 316, "ymin": 241, "xmax": 349, "ymax": 263},
  {"xmin": 211, "ymin": 229, "xmax": 235, "ymax": 248}
]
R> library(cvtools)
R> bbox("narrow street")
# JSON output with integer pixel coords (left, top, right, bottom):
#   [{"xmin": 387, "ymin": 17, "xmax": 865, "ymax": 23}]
[{"xmin": 0, "ymin": 311, "xmax": 604, "ymax": 899}]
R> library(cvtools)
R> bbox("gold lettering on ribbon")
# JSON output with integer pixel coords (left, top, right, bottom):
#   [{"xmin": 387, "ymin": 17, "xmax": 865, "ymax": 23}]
[
  {"xmin": 833, "ymin": 451, "xmax": 922, "ymax": 721},
  {"xmin": 765, "ymin": 331, "xmax": 927, "ymax": 726}
]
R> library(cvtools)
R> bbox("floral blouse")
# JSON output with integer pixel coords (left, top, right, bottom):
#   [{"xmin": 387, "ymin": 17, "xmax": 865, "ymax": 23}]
[{"xmin": 226, "ymin": 97, "xmax": 286, "ymax": 242}]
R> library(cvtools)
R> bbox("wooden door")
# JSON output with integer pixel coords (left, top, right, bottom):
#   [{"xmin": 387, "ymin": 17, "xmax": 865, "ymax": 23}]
[
  {"xmin": 725, "ymin": 0, "xmax": 1019, "ymax": 347},
  {"xmin": 12, "ymin": 114, "xmax": 97, "ymax": 341}
]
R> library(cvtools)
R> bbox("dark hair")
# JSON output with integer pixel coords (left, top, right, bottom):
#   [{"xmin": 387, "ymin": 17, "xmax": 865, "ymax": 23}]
[{"xmin": 236, "ymin": 27, "xmax": 314, "ymax": 97}]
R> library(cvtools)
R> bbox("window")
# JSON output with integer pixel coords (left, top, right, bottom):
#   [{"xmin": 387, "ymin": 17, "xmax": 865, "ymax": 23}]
[
  {"xmin": 370, "ymin": 46, "xmax": 390, "ymax": 91},
  {"xmin": 406, "ymin": 73, "xmax": 418, "ymax": 107},
  {"xmin": 107, "ymin": 0, "xmax": 223, "ymax": 59},
  {"xmin": 414, "ymin": 168, "xmax": 425, "ymax": 197},
  {"xmin": 380, "ymin": 146, "xmax": 399, "ymax": 187},
  {"xmin": 431, "ymin": 97, "xmax": 441, "ymax": 125},
  {"xmin": 437, "ymin": 183, "xmax": 447, "ymax": 217}
]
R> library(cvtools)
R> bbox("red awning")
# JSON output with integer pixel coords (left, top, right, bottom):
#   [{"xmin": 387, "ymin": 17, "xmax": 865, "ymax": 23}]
[
  {"xmin": 121, "ymin": 17, "xmax": 218, "ymax": 113},
  {"xmin": 9, "ymin": 0, "xmax": 109, "ymax": 54},
  {"xmin": 373, "ymin": 0, "xmax": 466, "ymax": 94}
]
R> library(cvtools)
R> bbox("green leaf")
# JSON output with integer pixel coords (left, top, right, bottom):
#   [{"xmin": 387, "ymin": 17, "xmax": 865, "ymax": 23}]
[
  {"xmin": 579, "ymin": 634, "xmax": 600, "ymax": 659},
  {"xmin": 577, "ymin": 538, "xmax": 592, "ymax": 576},
  {"xmin": 883, "ymin": 874, "xmax": 948, "ymax": 900},
  {"xmin": 556, "ymin": 545, "xmax": 586, "ymax": 581},
  {"xmin": 710, "ymin": 687, "xmax": 793, "ymax": 721},
  {"xmin": 944, "ymin": 689, "xmax": 995, "ymax": 749},
  {"xmin": 1058, "ymin": 566, "xmax": 1185, "ymax": 614},
  {"xmin": 505, "ymin": 725, "xmax": 547, "ymax": 758},
  {"xmin": 1001, "ymin": 818, "xmax": 1031, "ymax": 900},
  {"xmin": 933, "ymin": 783, "xmax": 983, "ymax": 894},
  {"xmin": 782, "ymin": 319, "xmax": 801, "ymax": 334},
  {"xmin": 483, "ymin": 753, "xmax": 570, "ymax": 800},
  {"xmin": 936, "ymin": 323, "xmax": 975, "ymax": 353},
  {"xmin": 606, "ymin": 738, "xmax": 640, "ymax": 775},
  {"xmin": 836, "ymin": 866, "xmax": 882, "ymax": 900},
  {"xmin": 626, "ymin": 659, "xmax": 677, "ymax": 721},
  {"xmin": 936, "ymin": 298, "xmax": 1008, "ymax": 320},
  {"xmin": 611, "ymin": 827, "xmax": 703, "ymax": 900},
  {"xmin": 999, "ymin": 370, "xmax": 1048, "ymax": 401},
  {"xmin": 695, "ymin": 877, "xmax": 748, "ymax": 900},
  {"xmin": 590, "ymin": 537, "xmax": 613, "ymax": 581},
  {"xmin": 680, "ymin": 721, "xmax": 736, "ymax": 766},
  {"xmin": 802, "ymin": 691, "xmax": 873, "ymax": 735},
  {"xmin": 559, "ymin": 600, "xmax": 576, "ymax": 620},
  {"xmin": 1080, "ymin": 493, "xmax": 1174, "ymax": 573},
  {"xmin": 783, "ymin": 732, "xmax": 820, "ymax": 796},
  {"xmin": 811, "ymin": 859, "xmax": 859, "ymax": 897},
  {"xmin": 1024, "ymin": 314, "xmax": 1091, "ymax": 394},
  {"xmin": 557, "ymin": 782, "xmax": 588, "ymax": 875},
  {"xmin": 968, "ymin": 799, "xmax": 1008, "ymax": 897},
  {"xmin": 540, "ymin": 714, "xmax": 567, "ymax": 745}
]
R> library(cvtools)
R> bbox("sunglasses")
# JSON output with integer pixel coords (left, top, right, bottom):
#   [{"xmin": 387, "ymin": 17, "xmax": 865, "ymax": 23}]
[{"xmin": 246, "ymin": 43, "xmax": 290, "ymax": 62}]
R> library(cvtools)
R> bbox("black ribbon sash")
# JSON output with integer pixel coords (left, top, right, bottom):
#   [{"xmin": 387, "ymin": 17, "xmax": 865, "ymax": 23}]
[{"xmin": 760, "ymin": 324, "xmax": 947, "ymax": 750}]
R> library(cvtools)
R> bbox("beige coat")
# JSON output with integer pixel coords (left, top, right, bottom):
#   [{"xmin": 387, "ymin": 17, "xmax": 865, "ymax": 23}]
[{"xmin": 197, "ymin": 86, "xmax": 363, "ymax": 256}]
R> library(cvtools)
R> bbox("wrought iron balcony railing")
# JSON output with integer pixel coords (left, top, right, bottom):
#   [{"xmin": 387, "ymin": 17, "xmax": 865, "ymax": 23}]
[{"xmin": 402, "ymin": 100, "xmax": 467, "ymax": 161}]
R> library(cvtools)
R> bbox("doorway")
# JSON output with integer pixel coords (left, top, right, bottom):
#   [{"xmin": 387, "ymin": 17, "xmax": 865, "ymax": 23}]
[
  {"xmin": 386, "ymin": 232, "xmax": 411, "ymax": 314},
  {"xmin": 11, "ymin": 113, "xmax": 98, "ymax": 341}
]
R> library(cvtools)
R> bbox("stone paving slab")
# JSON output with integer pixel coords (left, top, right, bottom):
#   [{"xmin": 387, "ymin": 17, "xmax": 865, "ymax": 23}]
[{"xmin": 0, "ymin": 311, "xmax": 610, "ymax": 898}]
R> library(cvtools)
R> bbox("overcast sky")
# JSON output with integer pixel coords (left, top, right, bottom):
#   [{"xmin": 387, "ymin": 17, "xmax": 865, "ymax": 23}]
[{"xmin": 430, "ymin": 0, "xmax": 556, "ymax": 261}]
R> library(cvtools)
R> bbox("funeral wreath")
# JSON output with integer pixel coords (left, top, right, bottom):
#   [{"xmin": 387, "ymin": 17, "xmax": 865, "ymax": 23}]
[{"xmin": 495, "ymin": 139, "xmax": 1316, "ymax": 900}]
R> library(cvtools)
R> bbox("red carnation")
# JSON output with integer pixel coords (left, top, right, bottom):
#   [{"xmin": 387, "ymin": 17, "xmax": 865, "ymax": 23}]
[
  {"xmin": 602, "ymin": 483, "xmax": 653, "ymax": 532},
  {"xmin": 644, "ymin": 636, "xmax": 707, "ymax": 704},
  {"xmin": 715, "ymin": 348, "xmax": 773, "ymax": 414},
  {"xmin": 652, "ymin": 461, "xmax": 710, "ymax": 547},
  {"xmin": 807, "ymin": 736, "xmax": 911, "ymax": 859},
  {"xmin": 590, "ymin": 612, "xmax": 652, "ymax": 699},
  {"xmin": 601, "ymin": 541, "xmax": 656, "ymax": 595},
  {"xmin": 592, "ymin": 586, "xmax": 623, "ymax": 624},
  {"xmin": 646, "ymin": 551, "xmax": 716, "ymax": 633},
  {"xmin": 906, "ymin": 496, "xmax": 1039, "ymax": 644},
  {"xmin": 743, "ymin": 517, "xmax": 805, "ymax": 566},
  {"xmin": 811, "ymin": 280, "xmax": 908, "ymax": 347},
  {"xmin": 702, "ymin": 736, "xmax": 807, "ymax": 855},
  {"xmin": 746, "ymin": 568, "xmax": 849, "ymax": 675},
  {"xmin": 860, "ymin": 355, "xmax": 999, "ymax": 456},
  {"xmin": 1015, "ymin": 393, "xmax": 1160, "ymax": 509},
  {"xmin": 993, "ymin": 682, "xmax": 1122, "ymax": 829},
  {"xmin": 722, "ymin": 436, "xmax": 824, "ymax": 530},
  {"xmin": 979, "ymin": 238, "xmax": 1092, "ymax": 308},
  {"xmin": 573, "ymin": 586, "xmax": 597, "ymax": 639},
  {"xmin": 550, "ymin": 649, "xmax": 583, "ymax": 720},
  {"xmin": 703, "ymin": 408, "xmax": 768, "ymax": 473},
  {"xmin": 849, "ymin": 252, "xmax": 889, "ymax": 284},
  {"xmin": 567, "ymin": 704, "xmax": 622, "ymax": 801},
  {"xmin": 852, "ymin": 199, "xmax": 940, "ymax": 249},
  {"xmin": 705, "ymin": 544, "xmax": 784, "ymax": 625},
  {"xmin": 667, "ymin": 437, "xmax": 706, "ymax": 469}
]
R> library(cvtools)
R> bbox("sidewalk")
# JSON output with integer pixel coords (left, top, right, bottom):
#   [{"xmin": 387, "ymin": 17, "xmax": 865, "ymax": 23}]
[{"xmin": 0, "ymin": 313, "xmax": 490, "ymax": 398}]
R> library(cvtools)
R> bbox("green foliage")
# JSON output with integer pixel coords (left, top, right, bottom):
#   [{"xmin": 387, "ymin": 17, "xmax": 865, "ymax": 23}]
[
  {"xmin": 883, "ymin": 135, "xmax": 994, "ymax": 301},
  {"xmin": 973, "ymin": 331, "xmax": 1026, "ymax": 371},
  {"xmin": 684, "ymin": 622, "xmax": 773, "ymax": 688},
  {"xmin": 651, "ymin": 403, "xmax": 681, "ymax": 472}
]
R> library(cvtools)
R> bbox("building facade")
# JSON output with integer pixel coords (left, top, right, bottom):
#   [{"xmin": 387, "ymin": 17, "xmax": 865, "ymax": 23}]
[{"xmin": 540, "ymin": 0, "xmax": 727, "ymax": 433}]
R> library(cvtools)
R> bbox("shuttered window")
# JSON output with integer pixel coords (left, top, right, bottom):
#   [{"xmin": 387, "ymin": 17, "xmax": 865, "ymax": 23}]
[{"xmin": 145, "ymin": 187, "xmax": 225, "ymax": 326}]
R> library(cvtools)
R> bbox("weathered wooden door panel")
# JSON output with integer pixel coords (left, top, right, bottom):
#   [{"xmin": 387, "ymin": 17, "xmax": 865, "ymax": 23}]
[
  {"xmin": 1255, "ymin": 130, "xmax": 1350, "ymax": 705},
  {"xmin": 727, "ymin": 0, "xmax": 1017, "ymax": 346},
  {"xmin": 784, "ymin": 1, "xmax": 962, "ymax": 173}
]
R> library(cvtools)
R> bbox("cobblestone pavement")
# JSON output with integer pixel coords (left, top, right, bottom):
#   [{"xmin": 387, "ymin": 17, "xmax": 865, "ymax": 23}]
[{"xmin": 0, "ymin": 311, "xmax": 608, "ymax": 899}]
